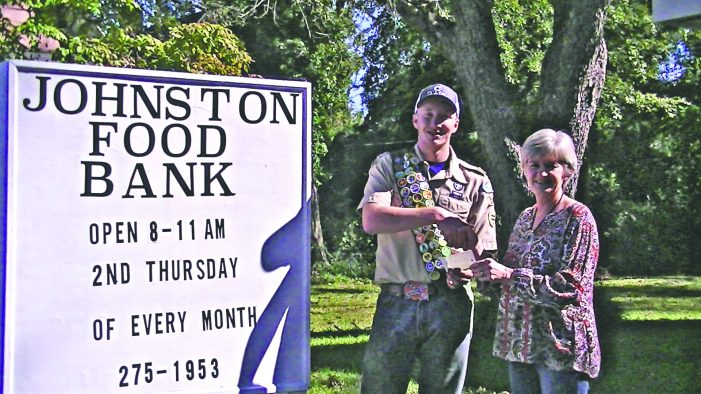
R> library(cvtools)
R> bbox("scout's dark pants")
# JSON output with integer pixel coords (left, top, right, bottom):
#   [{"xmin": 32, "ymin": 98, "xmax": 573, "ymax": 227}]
[{"xmin": 360, "ymin": 284, "xmax": 473, "ymax": 394}]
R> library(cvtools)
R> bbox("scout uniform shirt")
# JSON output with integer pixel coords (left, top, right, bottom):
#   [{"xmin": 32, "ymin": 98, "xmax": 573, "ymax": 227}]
[{"xmin": 358, "ymin": 145, "xmax": 498, "ymax": 284}]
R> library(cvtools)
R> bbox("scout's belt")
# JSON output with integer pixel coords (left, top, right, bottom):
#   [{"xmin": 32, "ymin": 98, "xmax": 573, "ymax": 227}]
[{"xmin": 381, "ymin": 280, "xmax": 452, "ymax": 301}]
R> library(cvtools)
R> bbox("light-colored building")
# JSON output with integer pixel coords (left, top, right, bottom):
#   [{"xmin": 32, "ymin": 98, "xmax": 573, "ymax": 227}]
[{"xmin": 653, "ymin": 0, "xmax": 701, "ymax": 29}]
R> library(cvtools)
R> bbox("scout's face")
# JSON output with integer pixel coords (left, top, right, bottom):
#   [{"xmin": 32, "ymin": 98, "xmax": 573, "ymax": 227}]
[{"xmin": 412, "ymin": 98, "xmax": 459, "ymax": 150}]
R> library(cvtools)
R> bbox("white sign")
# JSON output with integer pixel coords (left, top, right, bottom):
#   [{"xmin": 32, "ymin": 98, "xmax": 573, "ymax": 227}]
[{"xmin": 0, "ymin": 60, "xmax": 311, "ymax": 394}]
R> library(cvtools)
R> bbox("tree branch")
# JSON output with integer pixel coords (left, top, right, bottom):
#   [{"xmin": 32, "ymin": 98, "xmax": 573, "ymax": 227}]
[
  {"xmin": 537, "ymin": 0, "xmax": 609, "ymax": 196},
  {"xmin": 537, "ymin": 0, "xmax": 610, "ymax": 129}
]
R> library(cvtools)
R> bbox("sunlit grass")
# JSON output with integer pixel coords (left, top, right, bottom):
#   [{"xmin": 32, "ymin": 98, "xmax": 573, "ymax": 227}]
[
  {"xmin": 310, "ymin": 276, "xmax": 377, "ymax": 334},
  {"xmin": 310, "ymin": 368, "xmax": 506, "ymax": 394},
  {"xmin": 597, "ymin": 276, "xmax": 701, "ymax": 320},
  {"xmin": 310, "ymin": 275, "xmax": 505, "ymax": 393},
  {"xmin": 310, "ymin": 275, "xmax": 701, "ymax": 393},
  {"xmin": 311, "ymin": 334, "xmax": 369, "ymax": 347}
]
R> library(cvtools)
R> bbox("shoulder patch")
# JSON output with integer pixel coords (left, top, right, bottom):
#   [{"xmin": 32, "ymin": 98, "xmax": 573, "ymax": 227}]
[
  {"xmin": 480, "ymin": 179, "xmax": 494, "ymax": 193},
  {"xmin": 371, "ymin": 151, "xmax": 392, "ymax": 166}
]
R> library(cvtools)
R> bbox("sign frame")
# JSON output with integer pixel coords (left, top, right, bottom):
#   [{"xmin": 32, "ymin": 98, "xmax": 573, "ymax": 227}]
[{"xmin": 0, "ymin": 60, "xmax": 311, "ymax": 394}]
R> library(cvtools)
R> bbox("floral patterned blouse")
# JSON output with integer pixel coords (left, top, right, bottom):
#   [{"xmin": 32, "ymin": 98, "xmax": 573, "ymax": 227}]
[{"xmin": 493, "ymin": 201, "xmax": 601, "ymax": 378}]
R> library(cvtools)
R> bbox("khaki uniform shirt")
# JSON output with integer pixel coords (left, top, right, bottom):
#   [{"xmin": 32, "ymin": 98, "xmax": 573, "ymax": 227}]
[{"xmin": 358, "ymin": 145, "xmax": 498, "ymax": 284}]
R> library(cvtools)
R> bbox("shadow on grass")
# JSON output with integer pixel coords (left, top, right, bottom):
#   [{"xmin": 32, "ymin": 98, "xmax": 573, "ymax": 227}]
[
  {"xmin": 599, "ymin": 286, "xmax": 701, "ymax": 298},
  {"xmin": 311, "ymin": 287, "xmax": 372, "ymax": 295},
  {"xmin": 311, "ymin": 342, "xmax": 366, "ymax": 373},
  {"xmin": 592, "ymin": 319, "xmax": 701, "ymax": 394},
  {"xmin": 312, "ymin": 329, "xmax": 370, "ymax": 338}
]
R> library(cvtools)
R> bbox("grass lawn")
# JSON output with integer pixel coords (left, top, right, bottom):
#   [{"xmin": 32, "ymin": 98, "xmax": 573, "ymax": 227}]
[{"xmin": 309, "ymin": 275, "xmax": 701, "ymax": 393}]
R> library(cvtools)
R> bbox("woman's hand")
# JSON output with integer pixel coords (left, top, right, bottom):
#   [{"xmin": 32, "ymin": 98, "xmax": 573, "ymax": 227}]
[{"xmin": 470, "ymin": 258, "xmax": 514, "ymax": 282}]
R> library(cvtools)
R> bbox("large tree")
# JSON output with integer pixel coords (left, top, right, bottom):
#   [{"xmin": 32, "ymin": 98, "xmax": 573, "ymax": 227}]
[{"xmin": 382, "ymin": 0, "xmax": 610, "ymax": 242}]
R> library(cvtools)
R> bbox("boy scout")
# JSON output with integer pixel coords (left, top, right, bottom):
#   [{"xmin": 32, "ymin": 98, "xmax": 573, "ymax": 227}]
[{"xmin": 358, "ymin": 83, "xmax": 498, "ymax": 393}]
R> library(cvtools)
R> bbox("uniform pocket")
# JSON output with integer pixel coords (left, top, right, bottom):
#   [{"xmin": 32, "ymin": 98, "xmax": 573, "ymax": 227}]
[{"xmin": 438, "ymin": 192, "xmax": 472, "ymax": 221}]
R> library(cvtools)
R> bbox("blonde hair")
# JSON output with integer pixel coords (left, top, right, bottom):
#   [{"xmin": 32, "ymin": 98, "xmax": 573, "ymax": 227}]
[{"xmin": 520, "ymin": 128, "xmax": 578, "ymax": 178}]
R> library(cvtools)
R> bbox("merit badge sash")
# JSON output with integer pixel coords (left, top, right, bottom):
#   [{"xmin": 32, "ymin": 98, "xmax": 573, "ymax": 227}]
[{"xmin": 392, "ymin": 150, "xmax": 451, "ymax": 280}]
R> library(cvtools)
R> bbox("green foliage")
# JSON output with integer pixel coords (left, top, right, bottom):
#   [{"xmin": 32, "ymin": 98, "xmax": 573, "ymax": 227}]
[
  {"xmin": 603, "ymin": 201, "xmax": 693, "ymax": 275},
  {"xmin": 56, "ymin": 22, "xmax": 251, "ymax": 75},
  {"xmin": 201, "ymin": 0, "xmax": 362, "ymax": 267},
  {"xmin": 136, "ymin": 0, "xmax": 203, "ymax": 39},
  {"xmin": 204, "ymin": 0, "xmax": 362, "ymax": 183},
  {"xmin": 492, "ymin": 0, "xmax": 552, "ymax": 88},
  {"xmin": 162, "ymin": 23, "xmax": 251, "ymax": 74},
  {"xmin": 1, "ymin": 0, "xmax": 251, "ymax": 76},
  {"xmin": 325, "ymin": 217, "xmax": 376, "ymax": 279},
  {"xmin": 586, "ymin": 0, "xmax": 701, "ymax": 275}
]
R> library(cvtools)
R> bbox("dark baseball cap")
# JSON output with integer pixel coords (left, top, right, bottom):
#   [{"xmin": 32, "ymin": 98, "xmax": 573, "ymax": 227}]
[{"xmin": 414, "ymin": 83, "xmax": 460, "ymax": 116}]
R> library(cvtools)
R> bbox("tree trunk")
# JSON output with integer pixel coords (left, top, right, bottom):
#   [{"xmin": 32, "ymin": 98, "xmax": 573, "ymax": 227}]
[
  {"xmin": 395, "ymin": 0, "xmax": 610, "ymax": 250},
  {"xmin": 567, "ymin": 8, "xmax": 608, "ymax": 197},
  {"xmin": 311, "ymin": 183, "xmax": 330, "ymax": 269},
  {"xmin": 536, "ymin": 0, "xmax": 610, "ymax": 197}
]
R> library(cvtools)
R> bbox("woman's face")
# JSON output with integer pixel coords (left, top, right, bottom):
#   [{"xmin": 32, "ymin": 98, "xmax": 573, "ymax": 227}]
[{"xmin": 524, "ymin": 154, "xmax": 568, "ymax": 199}]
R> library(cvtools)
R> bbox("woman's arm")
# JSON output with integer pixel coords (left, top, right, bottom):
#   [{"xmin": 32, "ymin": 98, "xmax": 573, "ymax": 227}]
[{"xmin": 473, "ymin": 207, "xmax": 599, "ymax": 308}]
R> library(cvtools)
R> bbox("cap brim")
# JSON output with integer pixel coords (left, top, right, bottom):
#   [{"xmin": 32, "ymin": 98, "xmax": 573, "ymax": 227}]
[{"xmin": 416, "ymin": 96, "xmax": 458, "ymax": 114}]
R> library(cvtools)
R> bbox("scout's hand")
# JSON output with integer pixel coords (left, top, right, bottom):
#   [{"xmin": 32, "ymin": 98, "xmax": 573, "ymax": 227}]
[
  {"xmin": 470, "ymin": 258, "xmax": 513, "ymax": 282},
  {"xmin": 438, "ymin": 218, "xmax": 477, "ymax": 251},
  {"xmin": 433, "ymin": 206, "xmax": 460, "ymax": 222},
  {"xmin": 446, "ymin": 267, "xmax": 474, "ymax": 289}
]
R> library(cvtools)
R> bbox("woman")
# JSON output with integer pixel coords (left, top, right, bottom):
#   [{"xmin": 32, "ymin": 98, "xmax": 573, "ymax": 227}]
[{"xmin": 471, "ymin": 129, "xmax": 600, "ymax": 394}]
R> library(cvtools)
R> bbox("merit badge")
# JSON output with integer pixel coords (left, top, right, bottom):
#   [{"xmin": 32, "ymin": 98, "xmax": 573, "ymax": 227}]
[{"xmin": 481, "ymin": 180, "xmax": 494, "ymax": 193}]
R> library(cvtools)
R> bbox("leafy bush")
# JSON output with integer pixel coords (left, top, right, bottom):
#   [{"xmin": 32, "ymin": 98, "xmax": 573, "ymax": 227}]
[
  {"xmin": 58, "ymin": 23, "xmax": 252, "ymax": 75},
  {"xmin": 604, "ymin": 200, "xmax": 695, "ymax": 275},
  {"xmin": 324, "ymin": 218, "xmax": 376, "ymax": 279}
]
